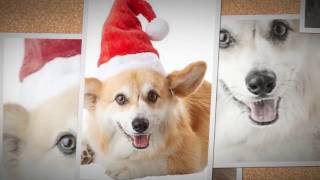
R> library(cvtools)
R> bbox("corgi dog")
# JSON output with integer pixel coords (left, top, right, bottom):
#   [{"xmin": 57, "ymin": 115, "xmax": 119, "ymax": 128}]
[
  {"xmin": 3, "ymin": 86, "xmax": 79, "ymax": 180},
  {"xmin": 83, "ymin": 61, "xmax": 211, "ymax": 179},
  {"xmin": 214, "ymin": 18, "xmax": 320, "ymax": 164}
]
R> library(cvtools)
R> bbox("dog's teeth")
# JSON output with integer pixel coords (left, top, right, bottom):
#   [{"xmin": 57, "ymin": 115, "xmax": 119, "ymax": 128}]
[{"xmin": 253, "ymin": 100, "xmax": 265, "ymax": 106}]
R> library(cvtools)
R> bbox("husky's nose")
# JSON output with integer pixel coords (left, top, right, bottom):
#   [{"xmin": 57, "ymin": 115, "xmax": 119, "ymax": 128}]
[
  {"xmin": 245, "ymin": 70, "xmax": 277, "ymax": 96},
  {"xmin": 132, "ymin": 118, "xmax": 149, "ymax": 133}
]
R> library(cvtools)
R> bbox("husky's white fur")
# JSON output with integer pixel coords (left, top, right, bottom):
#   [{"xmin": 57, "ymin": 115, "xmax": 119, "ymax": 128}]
[
  {"xmin": 215, "ymin": 19, "xmax": 320, "ymax": 164},
  {"xmin": 3, "ymin": 86, "xmax": 79, "ymax": 180}
]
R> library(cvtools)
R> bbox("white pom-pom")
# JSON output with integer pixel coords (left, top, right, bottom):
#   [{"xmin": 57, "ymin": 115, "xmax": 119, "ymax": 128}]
[{"xmin": 146, "ymin": 18, "xmax": 169, "ymax": 41}]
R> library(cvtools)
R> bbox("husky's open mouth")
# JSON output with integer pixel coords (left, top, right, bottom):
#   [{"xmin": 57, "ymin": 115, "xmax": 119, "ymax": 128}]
[
  {"xmin": 220, "ymin": 80, "xmax": 281, "ymax": 126},
  {"xmin": 246, "ymin": 98, "xmax": 281, "ymax": 125},
  {"xmin": 117, "ymin": 123, "xmax": 151, "ymax": 149}
]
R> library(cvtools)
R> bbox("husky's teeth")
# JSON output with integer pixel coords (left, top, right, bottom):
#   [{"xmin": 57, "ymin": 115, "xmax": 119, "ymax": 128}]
[{"xmin": 254, "ymin": 100, "xmax": 263, "ymax": 105}]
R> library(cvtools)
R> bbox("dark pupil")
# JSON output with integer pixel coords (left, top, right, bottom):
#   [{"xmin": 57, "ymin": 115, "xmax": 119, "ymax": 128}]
[
  {"xmin": 219, "ymin": 30, "xmax": 233, "ymax": 48},
  {"xmin": 58, "ymin": 134, "xmax": 76, "ymax": 155},
  {"xmin": 148, "ymin": 91, "xmax": 158, "ymax": 102},
  {"xmin": 118, "ymin": 96, "xmax": 124, "ymax": 102},
  {"xmin": 274, "ymin": 24, "xmax": 285, "ymax": 35},
  {"xmin": 220, "ymin": 32, "xmax": 228, "ymax": 43},
  {"xmin": 62, "ymin": 138, "xmax": 73, "ymax": 148},
  {"xmin": 116, "ymin": 95, "xmax": 126, "ymax": 105}
]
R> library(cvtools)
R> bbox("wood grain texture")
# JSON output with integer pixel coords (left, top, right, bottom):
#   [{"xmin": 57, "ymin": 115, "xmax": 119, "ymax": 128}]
[
  {"xmin": 243, "ymin": 167, "xmax": 320, "ymax": 180},
  {"xmin": 0, "ymin": 0, "xmax": 300, "ymax": 33},
  {"xmin": 0, "ymin": 0, "xmax": 83, "ymax": 33},
  {"xmin": 213, "ymin": 168, "xmax": 237, "ymax": 180},
  {"xmin": 221, "ymin": 0, "xmax": 300, "ymax": 15}
]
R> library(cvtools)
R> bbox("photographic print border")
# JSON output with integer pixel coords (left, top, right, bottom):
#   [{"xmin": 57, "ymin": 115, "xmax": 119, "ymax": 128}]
[
  {"xmin": 0, "ymin": 32, "xmax": 83, "ymax": 180},
  {"xmin": 207, "ymin": 0, "xmax": 221, "ymax": 179},
  {"xmin": 0, "ymin": 38, "xmax": 4, "ymax": 180},
  {"xmin": 77, "ymin": 0, "xmax": 89, "ymax": 179},
  {"xmin": 299, "ymin": 0, "xmax": 320, "ymax": 33},
  {"xmin": 79, "ymin": 0, "xmax": 220, "ymax": 179},
  {"xmin": 213, "ymin": 14, "xmax": 320, "ymax": 168}
]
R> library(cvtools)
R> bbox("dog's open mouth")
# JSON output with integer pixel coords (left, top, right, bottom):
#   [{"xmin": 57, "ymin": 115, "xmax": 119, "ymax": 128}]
[
  {"xmin": 131, "ymin": 134, "xmax": 151, "ymax": 149},
  {"xmin": 117, "ymin": 123, "xmax": 151, "ymax": 149},
  {"xmin": 246, "ymin": 98, "xmax": 281, "ymax": 125},
  {"xmin": 219, "ymin": 80, "xmax": 281, "ymax": 126}
]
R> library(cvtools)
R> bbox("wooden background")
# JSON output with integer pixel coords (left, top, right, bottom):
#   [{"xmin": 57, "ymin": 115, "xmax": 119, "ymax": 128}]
[{"xmin": 1, "ymin": 0, "xmax": 320, "ymax": 179}]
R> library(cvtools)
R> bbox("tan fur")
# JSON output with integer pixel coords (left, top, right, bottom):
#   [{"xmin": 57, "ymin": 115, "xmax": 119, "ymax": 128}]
[
  {"xmin": 167, "ymin": 61, "xmax": 207, "ymax": 97},
  {"xmin": 85, "ymin": 61, "xmax": 211, "ymax": 177},
  {"xmin": 3, "ymin": 103, "xmax": 29, "ymax": 140},
  {"xmin": 85, "ymin": 78, "xmax": 102, "ymax": 110},
  {"xmin": 167, "ymin": 81, "xmax": 211, "ymax": 174},
  {"xmin": 3, "ymin": 103, "xmax": 29, "ymax": 178},
  {"xmin": 86, "ymin": 113, "xmax": 111, "ymax": 154}
]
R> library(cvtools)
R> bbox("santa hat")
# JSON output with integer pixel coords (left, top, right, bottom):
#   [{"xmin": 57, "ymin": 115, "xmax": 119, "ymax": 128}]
[
  {"xmin": 19, "ymin": 39, "xmax": 81, "ymax": 110},
  {"xmin": 97, "ymin": 0, "xmax": 169, "ymax": 80},
  {"xmin": 20, "ymin": 39, "xmax": 81, "ymax": 81}
]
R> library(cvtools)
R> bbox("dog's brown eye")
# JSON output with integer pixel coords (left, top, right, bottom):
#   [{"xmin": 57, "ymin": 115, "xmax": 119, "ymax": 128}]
[
  {"xmin": 147, "ymin": 90, "xmax": 159, "ymax": 103},
  {"xmin": 219, "ymin": 29, "xmax": 234, "ymax": 48},
  {"xmin": 271, "ymin": 20, "xmax": 290, "ymax": 41},
  {"xmin": 115, "ymin": 94, "xmax": 128, "ymax": 105}
]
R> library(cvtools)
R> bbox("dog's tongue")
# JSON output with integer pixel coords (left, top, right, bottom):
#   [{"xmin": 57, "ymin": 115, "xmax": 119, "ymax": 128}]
[
  {"xmin": 249, "ymin": 99, "xmax": 277, "ymax": 123},
  {"xmin": 132, "ymin": 134, "xmax": 149, "ymax": 149}
]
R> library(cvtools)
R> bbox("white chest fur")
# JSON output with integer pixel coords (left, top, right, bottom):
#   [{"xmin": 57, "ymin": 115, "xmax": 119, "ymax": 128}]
[
  {"xmin": 94, "ymin": 133, "xmax": 168, "ymax": 180},
  {"xmin": 215, "ymin": 88, "xmax": 320, "ymax": 164}
]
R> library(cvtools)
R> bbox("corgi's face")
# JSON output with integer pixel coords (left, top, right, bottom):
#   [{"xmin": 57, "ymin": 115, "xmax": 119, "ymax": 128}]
[
  {"xmin": 85, "ymin": 61, "xmax": 206, "ymax": 151},
  {"xmin": 3, "ymin": 87, "xmax": 79, "ymax": 180}
]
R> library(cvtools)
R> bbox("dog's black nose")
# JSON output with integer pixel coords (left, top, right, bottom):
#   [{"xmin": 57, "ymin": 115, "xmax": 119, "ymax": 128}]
[
  {"xmin": 245, "ymin": 70, "xmax": 277, "ymax": 96},
  {"xmin": 132, "ymin": 118, "xmax": 149, "ymax": 133}
]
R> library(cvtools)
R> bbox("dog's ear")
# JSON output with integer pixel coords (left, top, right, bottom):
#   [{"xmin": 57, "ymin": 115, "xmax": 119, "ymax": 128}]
[
  {"xmin": 3, "ymin": 103, "xmax": 29, "ymax": 160},
  {"xmin": 4, "ymin": 103, "xmax": 29, "ymax": 138},
  {"xmin": 167, "ymin": 61, "xmax": 207, "ymax": 97},
  {"xmin": 85, "ymin": 78, "xmax": 102, "ymax": 110}
]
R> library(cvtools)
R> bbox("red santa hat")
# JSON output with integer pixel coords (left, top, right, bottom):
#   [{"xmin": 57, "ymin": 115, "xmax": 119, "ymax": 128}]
[
  {"xmin": 97, "ymin": 0, "xmax": 169, "ymax": 79},
  {"xmin": 20, "ymin": 39, "xmax": 81, "ymax": 81},
  {"xmin": 19, "ymin": 39, "xmax": 81, "ymax": 110}
]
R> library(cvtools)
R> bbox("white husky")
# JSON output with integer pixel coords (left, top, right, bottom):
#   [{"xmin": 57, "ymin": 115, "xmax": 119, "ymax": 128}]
[
  {"xmin": 3, "ymin": 86, "xmax": 79, "ymax": 180},
  {"xmin": 215, "ymin": 18, "xmax": 320, "ymax": 164}
]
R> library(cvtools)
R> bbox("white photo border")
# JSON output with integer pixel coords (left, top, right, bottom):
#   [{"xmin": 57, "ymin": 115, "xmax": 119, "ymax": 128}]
[
  {"xmin": 300, "ymin": 0, "xmax": 320, "ymax": 33},
  {"xmin": 0, "ymin": 32, "xmax": 83, "ymax": 180},
  {"xmin": 207, "ymin": 0, "xmax": 221, "ymax": 179},
  {"xmin": 213, "ymin": 13, "xmax": 320, "ymax": 168},
  {"xmin": 80, "ymin": 0, "xmax": 220, "ymax": 180},
  {"xmin": 0, "ymin": 38, "xmax": 4, "ymax": 180},
  {"xmin": 76, "ymin": 0, "xmax": 89, "ymax": 179}
]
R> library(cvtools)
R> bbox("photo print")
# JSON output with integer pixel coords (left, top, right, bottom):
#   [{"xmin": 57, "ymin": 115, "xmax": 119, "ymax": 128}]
[
  {"xmin": 1, "ymin": 37, "xmax": 82, "ymax": 180},
  {"xmin": 214, "ymin": 15, "xmax": 320, "ymax": 167},
  {"xmin": 300, "ymin": 0, "xmax": 320, "ymax": 33},
  {"xmin": 80, "ymin": 0, "xmax": 217, "ymax": 179}
]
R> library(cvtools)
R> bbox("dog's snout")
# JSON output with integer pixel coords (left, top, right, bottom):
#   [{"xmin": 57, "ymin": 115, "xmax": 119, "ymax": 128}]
[
  {"xmin": 245, "ymin": 70, "xmax": 277, "ymax": 96},
  {"xmin": 132, "ymin": 118, "xmax": 149, "ymax": 133}
]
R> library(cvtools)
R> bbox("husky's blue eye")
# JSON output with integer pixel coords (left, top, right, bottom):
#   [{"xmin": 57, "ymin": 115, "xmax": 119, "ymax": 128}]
[{"xmin": 219, "ymin": 29, "xmax": 234, "ymax": 48}]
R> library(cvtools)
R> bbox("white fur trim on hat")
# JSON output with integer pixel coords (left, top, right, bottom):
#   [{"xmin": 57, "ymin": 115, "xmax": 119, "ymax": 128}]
[
  {"xmin": 97, "ymin": 52, "xmax": 166, "ymax": 80},
  {"xmin": 20, "ymin": 55, "xmax": 80, "ymax": 110},
  {"xmin": 146, "ymin": 18, "xmax": 169, "ymax": 41}
]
